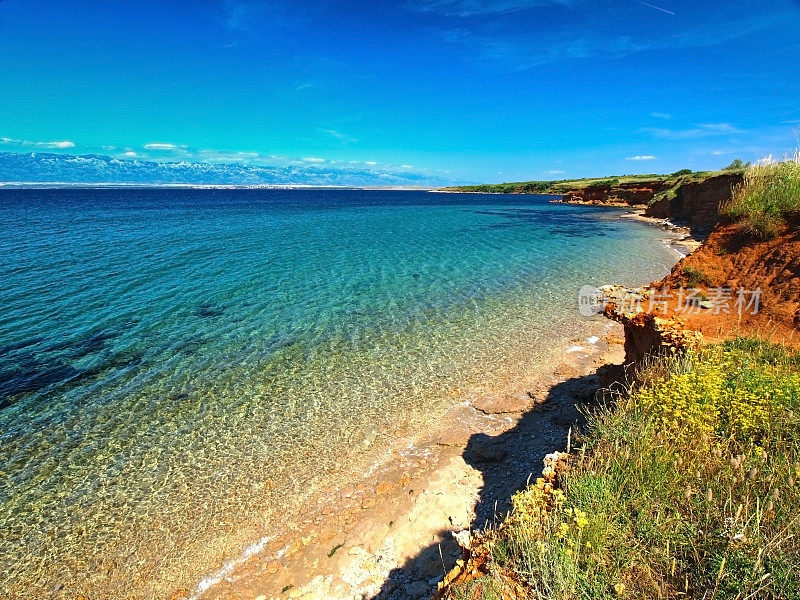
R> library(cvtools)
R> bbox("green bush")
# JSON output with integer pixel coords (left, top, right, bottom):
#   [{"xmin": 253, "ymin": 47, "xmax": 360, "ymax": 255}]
[
  {"xmin": 594, "ymin": 178, "xmax": 620, "ymax": 188},
  {"xmin": 682, "ymin": 265, "xmax": 713, "ymax": 287},
  {"xmin": 724, "ymin": 158, "xmax": 752, "ymax": 171}
]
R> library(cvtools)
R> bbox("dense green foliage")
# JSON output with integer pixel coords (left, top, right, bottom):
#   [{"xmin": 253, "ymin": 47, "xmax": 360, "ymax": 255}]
[
  {"xmin": 450, "ymin": 338, "xmax": 800, "ymax": 599},
  {"xmin": 725, "ymin": 159, "xmax": 752, "ymax": 171}
]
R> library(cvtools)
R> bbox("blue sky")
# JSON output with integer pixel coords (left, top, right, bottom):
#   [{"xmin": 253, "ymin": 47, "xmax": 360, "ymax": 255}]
[{"xmin": 1, "ymin": 0, "xmax": 799, "ymax": 183}]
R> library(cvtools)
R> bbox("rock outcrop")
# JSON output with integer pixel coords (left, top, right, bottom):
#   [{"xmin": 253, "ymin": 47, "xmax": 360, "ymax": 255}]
[
  {"xmin": 557, "ymin": 174, "xmax": 743, "ymax": 237},
  {"xmin": 600, "ymin": 285, "xmax": 703, "ymax": 365},
  {"xmin": 601, "ymin": 215, "xmax": 800, "ymax": 361},
  {"xmin": 560, "ymin": 181, "xmax": 672, "ymax": 206}
]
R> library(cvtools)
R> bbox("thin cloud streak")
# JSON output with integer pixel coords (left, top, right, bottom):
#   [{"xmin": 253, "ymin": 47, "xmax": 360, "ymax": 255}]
[
  {"xmin": 318, "ymin": 128, "xmax": 359, "ymax": 143},
  {"xmin": 632, "ymin": 0, "xmax": 675, "ymax": 16},
  {"xmin": 435, "ymin": 11, "xmax": 787, "ymax": 71},
  {"xmin": 640, "ymin": 123, "xmax": 742, "ymax": 140},
  {"xmin": 405, "ymin": 0, "xmax": 575, "ymax": 17}
]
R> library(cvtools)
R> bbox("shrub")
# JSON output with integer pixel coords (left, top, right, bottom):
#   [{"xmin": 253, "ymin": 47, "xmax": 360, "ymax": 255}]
[
  {"xmin": 724, "ymin": 158, "xmax": 751, "ymax": 171},
  {"xmin": 448, "ymin": 577, "xmax": 504, "ymax": 600},
  {"xmin": 594, "ymin": 178, "xmax": 620, "ymax": 188},
  {"xmin": 682, "ymin": 265, "xmax": 713, "ymax": 287}
]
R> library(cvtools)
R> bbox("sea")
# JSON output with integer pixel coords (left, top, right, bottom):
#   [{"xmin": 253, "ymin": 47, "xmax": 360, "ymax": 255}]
[{"xmin": 0, "ymin": 188, "xmax": 679, "ymax": 598}]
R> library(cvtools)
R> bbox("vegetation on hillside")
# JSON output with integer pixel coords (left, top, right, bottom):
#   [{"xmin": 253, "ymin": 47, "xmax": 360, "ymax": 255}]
[
  {"xmin": 722, "ymin": 152, "xmax": 800, "ymax": 239},
  {"xmin": 446, "ymin": 338, "xmax": 800, "ymax": 600},
  {"xmin": 724, "ymin": 159, "xmax": 752, "ymax": 171},
  {"xmin": 444, "ymin": 169, "xmax": 737, "ymax": 195}
]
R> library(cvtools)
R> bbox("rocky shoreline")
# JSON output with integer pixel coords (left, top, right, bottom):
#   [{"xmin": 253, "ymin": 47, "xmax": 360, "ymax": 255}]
[
  {"xmin": 430, "ymin": 166, "xmax": 800, "ymax": 599},
  {"xmin": 187, "ymin": 213, "xmax": 699, "ymax": 600},
  {"xmin": 618, "ymin": 210, "xmax": 703, "ymax": 256}
]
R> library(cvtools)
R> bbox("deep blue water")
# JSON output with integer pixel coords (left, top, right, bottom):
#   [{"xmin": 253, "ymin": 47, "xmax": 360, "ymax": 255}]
[{"xmin": 0, "ymin": 188, "xmax": 679, "ymax": 598}]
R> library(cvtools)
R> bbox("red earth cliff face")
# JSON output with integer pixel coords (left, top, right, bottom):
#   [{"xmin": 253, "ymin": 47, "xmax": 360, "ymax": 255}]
[
  {"xmin": 560, "ymin": 181, "xmax": 672, "ymax": 206},
  {"xmin": 564, "ymin": 173, "xmax": 799, "ymax": 356},
  {"xmin": 663, "ymin": 223, "xmax": 800, "ymax": 342},
  {"xmin": 559, "ymin": 174, "xmax": 744, "ymax": 231},
  {"xmin": 645, "ymin": 173, "xmax": 743, "ymax": 228},
  {"xmin": 603, "ymin": 222, "xmax": 800, "ymax": 364},
  {"xmin": 598, "ymin": 172, "xmax": 798, "ymax": 361},
  {"xmin": 607, "ymin": 222, "xmax": 800, "ymax": 362}
]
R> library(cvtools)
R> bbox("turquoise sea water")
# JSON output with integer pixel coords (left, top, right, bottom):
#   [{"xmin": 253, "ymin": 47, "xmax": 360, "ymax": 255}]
[{"xmin": 0, "ymin": 189, "xmax": 679, "ymax": 598}]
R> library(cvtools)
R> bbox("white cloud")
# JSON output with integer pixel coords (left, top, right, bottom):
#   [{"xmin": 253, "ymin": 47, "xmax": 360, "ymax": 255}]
[
  {"xmin": 626, "ymin": 155, "xmax": 657, "ymax": 160},
  {"xmin": 650, "ymin": 112, "xmax": 672, "ymax": 119},
  {"xmin": 698, "ymin": 123, "xmax": 740, "ymax": 133},
  {"xmin": 197, "ymin": 149, "xmax": 261, "ymax": 163},
  {"xmin": 364, "ymin": 161, "xmax": 378, "ymax": 165},
  {"xmin": 544, "ymin": 169, "xmax": 566, "ymax": 175},
  {"xmin": 319, "ymin": 128, "xmax": 358, "ymax": 143},
  {"xmin": 0, "ymin": 137, "xmax": 75, "ymax": 149},
  {"xmin": 640, "ymin": 123, "xmax": 741, "ymax": 140},
  {"xmin": 302, "ymin": 157, "xmax": 325, "ymax": 163},
  {"xmin": 122, "ymin": 150, "xmax": 139, "ymax": 158},
  {"xmin": 144, "ymin": 142, "xmax": 182, "ymax": 151}
]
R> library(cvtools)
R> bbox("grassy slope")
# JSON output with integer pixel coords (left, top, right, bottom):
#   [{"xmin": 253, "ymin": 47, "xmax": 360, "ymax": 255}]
[
  {"xmin": 443, "ymin": 170, "xmax": 733, "ymax": 195},
  {"xmin": 447, "ymin": 338, "xmax": 800, "ymax": 600},
  {"xmin": 721, "ymin": 152, "xmax": 800, "ymax": 238}
]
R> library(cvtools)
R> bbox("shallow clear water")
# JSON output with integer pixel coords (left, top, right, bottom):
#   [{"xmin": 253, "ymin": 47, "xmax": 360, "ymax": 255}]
[{"xmin": 0, "ymin": 189, "xmax": 678, "ymax": 598}]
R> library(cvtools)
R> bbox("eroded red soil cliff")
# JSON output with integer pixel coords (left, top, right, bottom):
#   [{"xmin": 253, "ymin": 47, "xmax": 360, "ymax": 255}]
[{"xmin": 560, "ymin": 181, "xmax": 672, "ymax": 206}]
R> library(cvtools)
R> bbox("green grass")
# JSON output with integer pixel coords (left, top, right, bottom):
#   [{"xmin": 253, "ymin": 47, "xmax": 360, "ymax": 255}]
[
  {"xmin": 650, "ymin": 184, "xmax": 679, "ymax": 205},
  {"xmin": 447, "ymin": 338, "xmax": 800, "ymax": 599},
  {"xmin": 682, "ymin": 265, "xmax": 714, "ymax": 287},
  {"xmin": 721, "ymin": 152, "xmax": 800, "ymax": 239},
  {"xmin": 443, "ymin": 170, "xmax": 730, "ymax": 195},
  {"xmin": 448, "ymin": 577, "xmax": 504, "ymax": 600}
]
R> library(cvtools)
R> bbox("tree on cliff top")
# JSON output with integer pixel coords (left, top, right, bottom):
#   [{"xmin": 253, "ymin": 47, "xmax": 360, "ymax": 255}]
[{"xmin": 724, "ymin": 158, "xmax": 751, "ymax": 170}]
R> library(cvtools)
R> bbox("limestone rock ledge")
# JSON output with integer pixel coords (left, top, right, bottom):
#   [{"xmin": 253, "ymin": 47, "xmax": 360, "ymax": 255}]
[{"xmin": 600, "ymin": 284, "xmax": 703, "ymax": 365}]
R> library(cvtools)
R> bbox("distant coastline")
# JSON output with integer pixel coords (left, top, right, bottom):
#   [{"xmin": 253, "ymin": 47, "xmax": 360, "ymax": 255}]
[
  {"xmin": 440, "ymin": 169, "xmax": 745, "ymax": 234},
  {"xmin": 0, "ymin": 150, "xmax": 449, "ymax": 188},
  {"xmin": 0, "ymin": 181, "xmax": 436, "ymax": 190}
]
